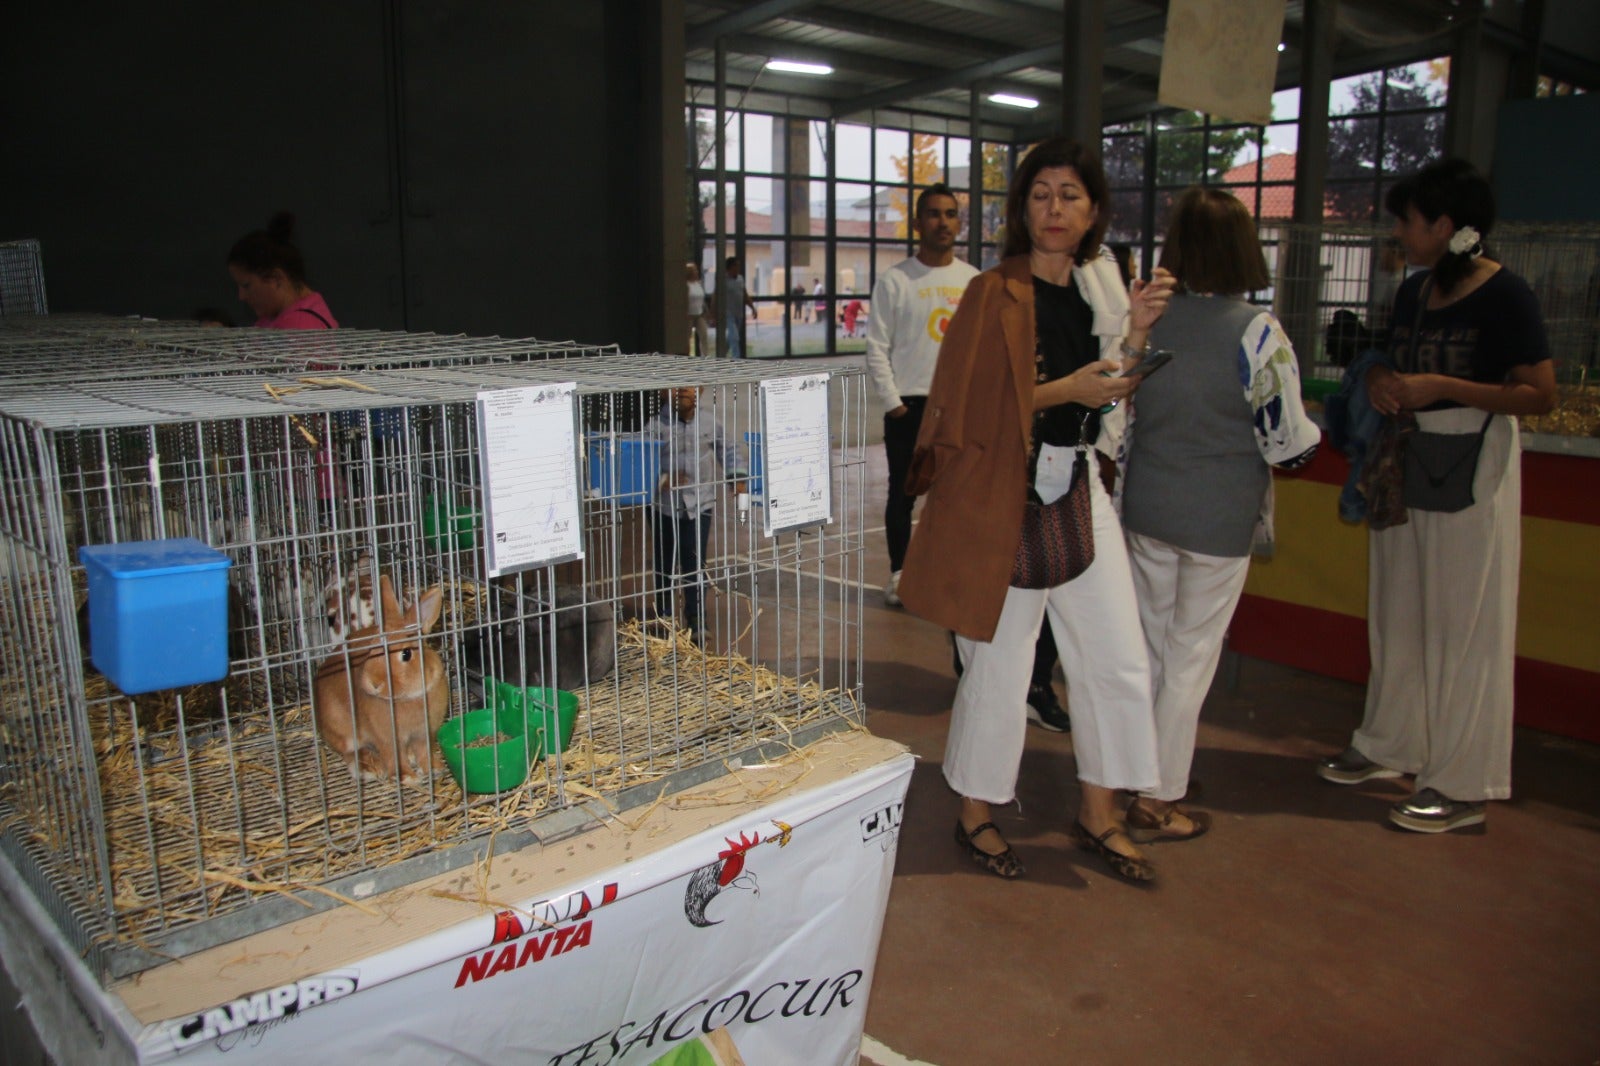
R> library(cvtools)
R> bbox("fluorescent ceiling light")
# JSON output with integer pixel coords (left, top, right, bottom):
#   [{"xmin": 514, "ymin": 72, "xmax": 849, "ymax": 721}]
[
  {"xmin": 767, "ymin": 60, "xmax": 833, "ymax": 76},
  {"xmin": 988, "ymin": 93, "xmax": 1039, "ymax": 109}
]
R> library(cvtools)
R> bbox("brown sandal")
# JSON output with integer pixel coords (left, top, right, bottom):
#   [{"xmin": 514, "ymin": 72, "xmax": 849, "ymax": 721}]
[
  {"xmin": 1069, "ymin": 821, "xmax": 1155, "ymax": 883},
  {"xmin": 954, "ymin": 820, "xmax": 1026, "ymax": 880},
  {"xmin": 1125, "ymin": 799, "xmax": 1212, "ymax": 844}
]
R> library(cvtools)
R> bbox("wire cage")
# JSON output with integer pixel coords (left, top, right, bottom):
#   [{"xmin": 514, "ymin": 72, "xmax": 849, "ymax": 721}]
[
  {"xmin": 0, "ymin": 239, "xmax": 48, "ymax": 317},
  {"xmin": 0, "ymin": 314, "xmax": 625, "ymax": 386},
  {"xmin": 0, "ymin": 345, "xmax": 867, "ymax": 982},
  {"xmin": 1259, "ymin": 222, "xmax": 1600, "ymax": 435}
]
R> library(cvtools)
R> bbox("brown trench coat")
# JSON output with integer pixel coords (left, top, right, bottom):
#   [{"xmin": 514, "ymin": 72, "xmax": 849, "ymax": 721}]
[{"xmin": 898, "ymin": 254, "xmax": 1125, "ymax": 641}]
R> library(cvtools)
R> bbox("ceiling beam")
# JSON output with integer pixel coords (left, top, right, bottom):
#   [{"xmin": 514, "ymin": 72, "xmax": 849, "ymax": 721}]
[
  {"xmin": 830, "ymin": 10, "xmax": 1168, "ymax": 119},
  {"xmin": 1105, "ymin": 12, "xmax": 1170, "ymax": 47},
  {"xmin": 789, "ymin": 5, "xmax": 1020, "ymax": 61},
  {"xmin": 833, "ymin": 44, "xmax": 1060, "ymax": 117},
  {"xmin": 916, "ymin": 0, "xmax": 1062, "ymax": 36},
  {"xmin": 686, "ymin": 0, "xmax": 819, "ymax": 50},
  {"xmin": 718, "ymin": 33, "xmax": 938, "ymax": 82},
  {"xmin": 685, "ymin": 62, "xmax": 864, "ymax": 102}
]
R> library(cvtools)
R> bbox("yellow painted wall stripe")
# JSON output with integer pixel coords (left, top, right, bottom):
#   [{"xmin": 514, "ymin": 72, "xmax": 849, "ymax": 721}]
[{"xmin": 1243, "ymin": 477, "xmax": 1600, "ymax": 674}]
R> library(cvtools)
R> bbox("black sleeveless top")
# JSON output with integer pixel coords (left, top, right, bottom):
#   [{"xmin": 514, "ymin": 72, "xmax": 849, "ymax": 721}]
[{"xmin": 1032, "ymin": 276, "xmax": 1101, "ymax": 447}]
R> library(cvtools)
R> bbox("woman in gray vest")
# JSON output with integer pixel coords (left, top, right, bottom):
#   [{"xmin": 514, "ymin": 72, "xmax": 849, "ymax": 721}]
[{"xmin": 1119, "ymin": 187, "xmax": 1321, "ymax": 842}]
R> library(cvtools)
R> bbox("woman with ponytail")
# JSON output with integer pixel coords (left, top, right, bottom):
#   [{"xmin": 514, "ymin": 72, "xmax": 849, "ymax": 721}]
[
  {"xmin": 227, "ymin": 212, "xmax": 338, "ymax": 329},
  {"xmin": 1317, "ymin": 159, "xmax": 1555, "ymax": 833}
]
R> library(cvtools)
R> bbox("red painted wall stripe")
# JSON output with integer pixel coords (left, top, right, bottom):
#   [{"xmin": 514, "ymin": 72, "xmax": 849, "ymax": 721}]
[
  {"xmin": 1230, "ymin": 593, "xmax": 1600, "ymax": 744},
  {"xmin": 1230, "ymin": 593, "xmax": 1367, "ymax": 684},
  {"xmin": 1276, "ymin": 431, "xmax": 1600, "ymax": 524},
  {"xmin": 1519, "ymin": 450, "xmax": 1600, "ymax": 525},
  {"xmin": 1514, "ymin": 658, "xmax": 1600, "ymax": 745}
]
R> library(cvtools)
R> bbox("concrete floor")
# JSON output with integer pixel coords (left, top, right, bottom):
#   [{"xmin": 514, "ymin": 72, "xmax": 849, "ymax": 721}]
[{"xmin": 843, "ymin": 426, "xmax": 1600, "ymax": 1066}]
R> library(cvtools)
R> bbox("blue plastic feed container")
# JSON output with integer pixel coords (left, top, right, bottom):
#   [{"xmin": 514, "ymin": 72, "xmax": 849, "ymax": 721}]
[
  {"xmin": 586, "ymin": 436, "xmax": 662, "ymax": 505},
  {"xmin": 78, "ymin": 538, "xmax": 231, "ymax": 695},
  {"xmin": 744, "ymin": 431, "xmax": 764, "ymax": 496}
]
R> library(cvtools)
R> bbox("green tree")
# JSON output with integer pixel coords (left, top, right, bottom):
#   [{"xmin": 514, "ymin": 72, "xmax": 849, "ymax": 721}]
[
  {"xmin": 1101, "ymin": 111, "xmax": 1254, "ymax": 191},
  {"xmin": 972, "ymin": 142, "xmax": 1011, "ymax": 246},
  {"xmin": 1324, "ymin": 65, "xmax": 1446, "ymax": 222},
  {"xmin": 887, "ymin": 139, "xmax": 1010, "ymax": 248},
  {"xmin": 888, "ymin": 133, "xmax": 944, "ymax": 238}
]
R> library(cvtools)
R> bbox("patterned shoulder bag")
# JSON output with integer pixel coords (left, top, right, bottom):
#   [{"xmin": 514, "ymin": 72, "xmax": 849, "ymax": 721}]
[{"xmin": 1011, "ymin": 409, "xmax": 1095, "ymax": 589}]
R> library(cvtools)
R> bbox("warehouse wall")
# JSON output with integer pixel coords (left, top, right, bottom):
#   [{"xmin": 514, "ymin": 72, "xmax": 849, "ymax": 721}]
[
  {"xmin": 0, "ymin": 1, "xmax": 683, "ymax": 350},
  {"xmin": 1495, "ymin": 94, "xmax": 1600, "ymax": 222}
]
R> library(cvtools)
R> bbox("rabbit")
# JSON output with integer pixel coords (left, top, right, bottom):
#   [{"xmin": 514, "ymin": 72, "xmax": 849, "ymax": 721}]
[
  {"xmin": 313, "ymin": 573, "xmax": 448, "ymax": 784},
  {"xmin": 322, "ymin": 553, "xmax": 377, "ymax": 648},
  {"xmin": 460, "ymin": 582, "xmax": 616, "ymax": 697}
]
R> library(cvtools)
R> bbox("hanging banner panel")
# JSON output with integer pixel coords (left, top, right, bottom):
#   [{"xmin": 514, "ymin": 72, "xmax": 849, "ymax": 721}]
[{"xmin": 1158, "ymin": 0, "xmax": 1287, "ymax": 126}]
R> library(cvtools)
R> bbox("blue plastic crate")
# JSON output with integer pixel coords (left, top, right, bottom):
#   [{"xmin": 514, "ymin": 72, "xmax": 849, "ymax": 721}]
[
  {"xmin": 77, "ymin": 538, "xmax": 231, "ymax": 695},
  {"xmin": 586, "ymin": 436, "xmax": 662, "ymax": 506}
]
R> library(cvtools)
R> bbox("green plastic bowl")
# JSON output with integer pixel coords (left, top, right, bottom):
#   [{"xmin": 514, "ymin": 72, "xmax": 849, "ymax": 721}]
[
  {"xmin": 485, "ymin": 679, "xmax": 580, "ymax": 760},
  {"xmin": 423, "ymin": 494, "xmax": 480, "ymax": 550},
  {"xmin": 437, "ymin": 706, "xmax": 533, "ymax": 794}
]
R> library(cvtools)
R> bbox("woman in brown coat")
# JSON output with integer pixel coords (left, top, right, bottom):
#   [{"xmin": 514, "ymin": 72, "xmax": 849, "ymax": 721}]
[{"xmin": 900, "ymin": 138, "xmax": 1174, "ymax": 882}]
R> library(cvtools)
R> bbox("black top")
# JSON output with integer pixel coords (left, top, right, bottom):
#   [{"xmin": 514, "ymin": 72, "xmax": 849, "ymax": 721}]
[
  {"xmin": 1389, "ymin": 267, "xmax": 1550, "ymax": 411},
  {"xmin": 1031, "ymin": 275, "xmax": 1101, "ymax": 446}
]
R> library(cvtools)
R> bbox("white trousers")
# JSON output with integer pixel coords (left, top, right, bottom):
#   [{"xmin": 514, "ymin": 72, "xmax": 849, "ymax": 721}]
[
  {"xmin": 944, "ymin": 446, "xmax": 1159, "ymax": 803},
  {"xmin": 1126, "ymin": 532, "xmax": 1251, "ymax": 802},
  {"xmin": 1354, "ymin": 407, "xmax": 1520, "ymax": 802}
]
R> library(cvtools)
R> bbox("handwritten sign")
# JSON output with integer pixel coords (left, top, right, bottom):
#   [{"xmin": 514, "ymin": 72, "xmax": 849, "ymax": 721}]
[
  {"xmin": 475, "ymin": 384, "xmax": 584, "ymax": 576},
  {"xmin": 758, "ymin": 374, "xmax": 832, "ymax": 536}
]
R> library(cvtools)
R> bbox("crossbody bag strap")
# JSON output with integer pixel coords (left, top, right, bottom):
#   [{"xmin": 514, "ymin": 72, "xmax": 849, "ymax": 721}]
[{"xmin": 1402, "ymin": 277, "xmax": 1432, "ymax": 373}]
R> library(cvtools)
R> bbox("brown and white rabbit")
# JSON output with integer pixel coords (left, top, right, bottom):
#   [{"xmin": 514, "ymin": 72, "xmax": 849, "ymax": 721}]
[
  {"xmin": 313, "ymin": 573, "xmax": 448, "ymax": 784},
  {"xmin": 322, "ymin": 553, "xmax": 377, "ymax": 649}
]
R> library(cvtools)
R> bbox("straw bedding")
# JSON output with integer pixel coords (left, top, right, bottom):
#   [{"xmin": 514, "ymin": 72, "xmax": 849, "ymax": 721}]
[{"xmin": 2, "ymin": 589, "xmax": 856, "ymax": 948}]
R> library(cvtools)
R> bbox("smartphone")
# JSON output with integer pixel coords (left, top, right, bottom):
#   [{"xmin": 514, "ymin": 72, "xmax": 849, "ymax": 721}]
[
  {"xmin": 1125, "ymin": 349, "xmax": 1175, "ymax": 379},
  {"xmin": 1099, "ymin": 349, "xmax": 1173, "ymax": 412}
]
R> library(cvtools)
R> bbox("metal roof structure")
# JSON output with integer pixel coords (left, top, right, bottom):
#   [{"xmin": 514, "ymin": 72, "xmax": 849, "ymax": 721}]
[{"xmin": 683, "ymin": 0, "xmax": 1573, "ymax": 136}]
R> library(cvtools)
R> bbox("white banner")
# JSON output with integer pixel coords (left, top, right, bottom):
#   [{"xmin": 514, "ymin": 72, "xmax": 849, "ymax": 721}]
[{"xmin": 114, "ymin": 750, "xmax": 912, "ymax": 1065}]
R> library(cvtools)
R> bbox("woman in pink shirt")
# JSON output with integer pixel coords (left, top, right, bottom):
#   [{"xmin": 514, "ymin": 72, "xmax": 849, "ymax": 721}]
[
  {"xmin": 230, "ymin": 212, "xmax": 343, "ymax": 506},
  {"xmin": 227, "ymin": 212, "xmax": 338, "ymax": 330}
]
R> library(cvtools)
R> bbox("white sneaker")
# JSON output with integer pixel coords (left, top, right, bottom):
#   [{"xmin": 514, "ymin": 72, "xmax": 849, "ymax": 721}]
[{"xmin": 883, "ymin": 571, "xmax": 902, "ymax": 607}]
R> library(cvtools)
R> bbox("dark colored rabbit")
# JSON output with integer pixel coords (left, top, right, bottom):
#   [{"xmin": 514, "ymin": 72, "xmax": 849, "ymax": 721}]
[{"xmin": 461, "ymin": 583, "xmax": 616, "ymax": 693}]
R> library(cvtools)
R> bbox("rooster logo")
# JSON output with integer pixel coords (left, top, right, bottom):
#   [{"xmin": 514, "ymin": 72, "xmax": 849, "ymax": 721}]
[{"xmin": 683, "ymin": 821, "xmax": 792, "ymax": 928}]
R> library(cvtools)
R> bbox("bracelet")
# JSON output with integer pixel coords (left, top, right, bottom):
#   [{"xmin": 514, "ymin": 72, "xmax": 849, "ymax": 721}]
[{"xmin": 1121, "ymin": 339, "xmax": 1152, "ymax": 360}]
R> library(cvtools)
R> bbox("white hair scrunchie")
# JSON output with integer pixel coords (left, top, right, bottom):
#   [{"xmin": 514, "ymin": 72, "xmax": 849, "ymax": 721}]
[{"xmin": 1448, "ymin": 225, "xmax": 1482, "ymax": 257}]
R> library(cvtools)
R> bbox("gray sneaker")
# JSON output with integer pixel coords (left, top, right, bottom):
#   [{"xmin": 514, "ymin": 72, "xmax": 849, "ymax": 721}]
[
  {"xmin": 1316, "ymin": 746, "xmax": 1404, "ymax": 785},
  {"xmin": 883, "ymin": 571, "xmax": 903, "ymax": 607},
  {"xmin": 1389, "ymin": 788, "xmax": 1486, "ymax": 833}
]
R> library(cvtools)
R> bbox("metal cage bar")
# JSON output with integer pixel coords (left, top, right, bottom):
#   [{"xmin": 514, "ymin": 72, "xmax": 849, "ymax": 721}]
[{"xmin": 0, "ymin": 326, "xmax": 866, "ymax": 982}]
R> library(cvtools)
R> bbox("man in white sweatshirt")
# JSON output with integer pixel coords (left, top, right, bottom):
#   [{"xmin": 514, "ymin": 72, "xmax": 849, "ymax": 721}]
[{"xmin": 865, "ymin": 183, "xmax": 976, "ymax": 608}]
